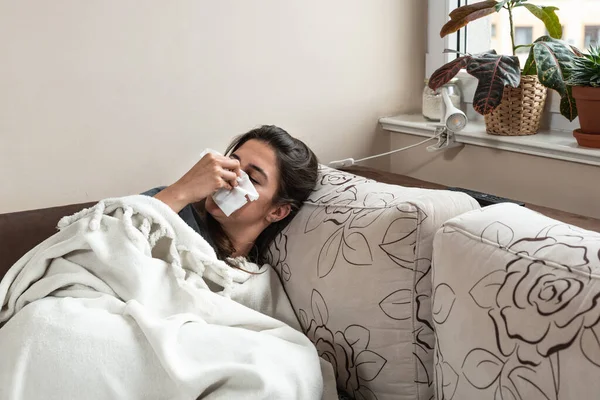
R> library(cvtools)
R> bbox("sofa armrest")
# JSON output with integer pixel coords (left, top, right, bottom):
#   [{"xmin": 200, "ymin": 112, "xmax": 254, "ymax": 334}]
[
  {"xmin": 268, "ymin": 166, "xmax": 479, "ymax": 400},
  {"xmin": 432, "ymin": 203, "xmax": 600, "ymax": 400}
]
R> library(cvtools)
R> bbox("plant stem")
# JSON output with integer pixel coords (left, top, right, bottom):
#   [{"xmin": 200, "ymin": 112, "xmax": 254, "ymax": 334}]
[{"xmin": 507, "ymin": 2, "xmax": 516, "ymax": 56}]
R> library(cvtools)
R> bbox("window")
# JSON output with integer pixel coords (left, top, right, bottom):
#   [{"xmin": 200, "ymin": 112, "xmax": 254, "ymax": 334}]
[
  {"xmin": 425, "ymin": 0, "xmax": 490, "ymax": 77},
  {"xmin": 428, "ymin": 0, "xmax": 598, "ymax": 133},
  {"xmin": 584, "ymin": 26, "xmax": 600, "ymax": 48},
  {"xmin": 515, "ymin": 27, "xmax": 533, "ymax": 54},
  {"xmin": 490, "ymin": 2, "xmax": 600, "ymax": 52}
]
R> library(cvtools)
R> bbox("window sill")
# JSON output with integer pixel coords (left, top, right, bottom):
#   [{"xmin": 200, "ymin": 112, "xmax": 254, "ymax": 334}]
[{"xmin": 379, "ymin": 114, "xmax": 600, "ymax": 167}]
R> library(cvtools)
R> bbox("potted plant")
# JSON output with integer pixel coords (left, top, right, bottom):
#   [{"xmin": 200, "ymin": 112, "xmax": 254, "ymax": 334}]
[
  {"xmin": 566, "ymin": 44, "xmax": 600, "ymax": 148},
  {"xmin": 428, "ymin": 0, "xmax": 578, "ymax": 136}
]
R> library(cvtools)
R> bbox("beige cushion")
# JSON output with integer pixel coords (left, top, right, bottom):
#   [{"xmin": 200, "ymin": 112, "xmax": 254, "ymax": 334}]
[
  {"xmin": 433, "ymin": 204, "xmax": 600, "ymax": 400},
  {"xmin": 268, "ymin": 166, "xmax": 478, "ymax": 400}
]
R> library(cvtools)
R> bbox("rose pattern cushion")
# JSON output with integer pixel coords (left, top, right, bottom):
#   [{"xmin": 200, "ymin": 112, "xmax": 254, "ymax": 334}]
[
  {"xmin": 432, "ymin": 203, "xmax": 600, "ymax": 400},
  {"xmin": 267, "ymin": 166, "xmax": 478, "ymax": 400}
]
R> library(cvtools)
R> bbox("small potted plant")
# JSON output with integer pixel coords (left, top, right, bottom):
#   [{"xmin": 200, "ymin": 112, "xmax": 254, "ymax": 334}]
[
  {"xmin": 566, "ymin": 44, "xmax": 600, "ymax": 148},
  {"xmin": 428, "ymin": 0, "xmax": 578, "ymax": 136}
]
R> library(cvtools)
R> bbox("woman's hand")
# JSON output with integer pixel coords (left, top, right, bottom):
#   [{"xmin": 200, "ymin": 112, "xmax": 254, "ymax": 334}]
[{"xmin": 155, "ymin": 153, "xmax": 241, "ymax": 213}]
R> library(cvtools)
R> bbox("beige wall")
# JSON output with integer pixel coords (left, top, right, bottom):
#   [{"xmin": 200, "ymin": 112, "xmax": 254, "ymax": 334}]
[
  {"xmin": 0, "ymin": 0, "xmax": 426, "ymax": 213},
  {"xmin": 391, "ymin": 134, "xmax": 600, "ymax": 219}
]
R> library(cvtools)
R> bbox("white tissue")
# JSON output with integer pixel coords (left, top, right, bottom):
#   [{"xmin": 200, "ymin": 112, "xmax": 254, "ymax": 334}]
[
  {"xmin": 200, "ymin": 148, "xmax": 260, "ymax": 217},
  {"xmin": 212, "ymin": 170, "xmax": 259, "ymax": 216}
]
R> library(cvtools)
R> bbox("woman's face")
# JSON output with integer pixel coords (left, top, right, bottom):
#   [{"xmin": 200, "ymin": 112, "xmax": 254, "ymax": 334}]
[{"xmin": 205, "ymin": 139, "xmax": 285, "ymax": 225}]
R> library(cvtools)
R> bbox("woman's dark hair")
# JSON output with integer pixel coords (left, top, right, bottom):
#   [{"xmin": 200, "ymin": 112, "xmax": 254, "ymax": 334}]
[{"xmin": 202, "ymin": 125, "xmax": 318, "ymax": 265}]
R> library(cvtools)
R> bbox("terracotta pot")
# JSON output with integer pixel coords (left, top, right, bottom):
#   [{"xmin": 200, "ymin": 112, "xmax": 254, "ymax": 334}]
[
  {"xmin": 572, "ymin": 86, "xmax": 600, "ymax": 135},
  {"xmin": 573, "ymin": 129, "xmax": 600, "ymax": 148}
]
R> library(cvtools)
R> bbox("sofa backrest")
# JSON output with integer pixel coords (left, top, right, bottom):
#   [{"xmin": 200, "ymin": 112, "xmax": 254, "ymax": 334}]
[
  {"xmin": 266, "ymin": 166, "xmax": 479, "ymax": 400},
  {"xmin": 432, "ymin": 203, "xmax": 600, "ymax": 400},
  {"xmin": 0, "ymin": 202, "xmax": 95, "ymax": 280}
]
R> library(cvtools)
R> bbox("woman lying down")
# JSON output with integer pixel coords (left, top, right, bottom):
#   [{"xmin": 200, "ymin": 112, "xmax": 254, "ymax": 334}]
[{"xmin": 0, "ymin": 126, "xmax": 344, "ymax": 399}]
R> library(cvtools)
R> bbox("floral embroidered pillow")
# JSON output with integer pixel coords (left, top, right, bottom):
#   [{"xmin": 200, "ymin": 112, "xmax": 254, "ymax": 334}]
[{"xmin": 432, "ymin": 204, "xmax": 600, "ymax": 400}]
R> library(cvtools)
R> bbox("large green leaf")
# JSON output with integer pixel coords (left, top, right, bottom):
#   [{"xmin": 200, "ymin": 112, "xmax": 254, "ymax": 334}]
[
  {"xmin": 466, "ymin": 53, "xmax": 521, "ymax": 115},
  {"xmin": 521, "ymin": 4, "xmax": 562, "ymax": 39},
  {"xmin": 533, "ymin": 40, "xmax": 577, "ymax": 120},
  {"xmin": 428, "ymin": 55, "xmax": 472, "ymax": 91},
  {"xmin": 522, "ymin": 48, "xmax": 537, "ymax": 75},
  {"xmin": 532, "ymin": 40, "xmax": 573, "ymax": 98},
  {"xmin": 530, "ymin": 35, "xmax": 580, "ymax": 56},
  {"xmin": 560, "ymin": 86, "xmax": 578, "ymax": 121},
  {"xmin": 440, "ymin": 1, "xmax": 498, "ymax": 37},
  {"xmin": 521, "ymin": 37, "xmax": 556, "ymax": 76},
  {"xmin": 534, "ymin": 35, "xmax": 557, "ymax": 43},
  {"xmin": 522, "ymin": 36, "xmax": 560, "ymax": 76}
]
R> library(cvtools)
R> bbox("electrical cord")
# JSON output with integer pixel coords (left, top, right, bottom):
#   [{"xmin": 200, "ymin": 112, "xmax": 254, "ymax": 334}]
[
  {"xmin": 328, "ymin": 128, "xmax": 444, "ymax": 168},
  {"xmin": 354, "ymin": 132, "xmax": 443, "ymax": 163}
]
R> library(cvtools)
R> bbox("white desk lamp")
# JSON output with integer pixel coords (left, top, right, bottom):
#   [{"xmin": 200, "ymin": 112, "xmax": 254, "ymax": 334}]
[
  {"xmin": 329, "ymin": 86, "xmax": 467, "ymax": 168},
  {"xmin": 425, "ymin": 86, "xmax": 467, "ymax": 152},
  {"xmin": 442, "ymin": 86, "xmax": 467, "ymax": 131}
]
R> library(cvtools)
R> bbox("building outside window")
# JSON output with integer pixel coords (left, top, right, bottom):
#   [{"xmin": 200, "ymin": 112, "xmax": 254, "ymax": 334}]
[
  {"xmin": 490, "ymin": 0, "xmax": 600, "ymax": 60},
  {"xmin": 584, "ymin": 25, "xmax": 600, "ymax": 48},
  {"xmin": 514, "ymin": 26, "xmax": 533, "ymax": 54}
]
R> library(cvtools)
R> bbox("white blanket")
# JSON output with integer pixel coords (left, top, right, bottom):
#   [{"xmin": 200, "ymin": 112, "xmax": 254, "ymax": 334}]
[{"xmin": 0, "ymin": 195, "xmax": 337, "ymax": 400}]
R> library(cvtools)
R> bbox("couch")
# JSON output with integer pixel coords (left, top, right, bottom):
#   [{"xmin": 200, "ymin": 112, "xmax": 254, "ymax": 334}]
[
  {"xmin": 432, "ymin": 203, "xmax": 600, "ymax": 400},
  {"xmin": 1, "ymin": 167, "xmax": 596, "ymax": 400},
  {"xmin": 263, "ymin": 166, "xmax": 479, "ymax": 400}
]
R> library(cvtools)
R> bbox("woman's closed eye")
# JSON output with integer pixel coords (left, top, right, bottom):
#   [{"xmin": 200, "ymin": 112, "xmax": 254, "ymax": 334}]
[{"xmin": 229, "ymin": 153, "xmax": 266, "ymax": 185}]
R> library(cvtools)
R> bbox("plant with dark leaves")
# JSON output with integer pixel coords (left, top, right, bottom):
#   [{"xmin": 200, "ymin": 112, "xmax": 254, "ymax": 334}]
[{"xmin": 429, "ymin": 0, "xmax": 580, "ymax": 121}]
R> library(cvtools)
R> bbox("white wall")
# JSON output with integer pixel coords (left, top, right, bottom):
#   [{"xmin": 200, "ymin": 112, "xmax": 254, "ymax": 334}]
[{"xmin": 0, "ymin": 0, "xmax": 427, "ymax": 213}]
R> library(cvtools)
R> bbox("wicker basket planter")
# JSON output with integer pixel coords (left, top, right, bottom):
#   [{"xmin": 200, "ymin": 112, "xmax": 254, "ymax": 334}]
[{"xmin": 484, "ymin": 75, "xmax": 548, "ymax": 136}]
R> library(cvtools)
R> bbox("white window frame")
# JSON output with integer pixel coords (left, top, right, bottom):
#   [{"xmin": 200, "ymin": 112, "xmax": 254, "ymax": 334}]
[
  {"xmin": 426, "ymin": 0, "xmax": 579, "ymax": 133},
  {"xmin": 425, "ymin": 0, "xmax": 457, "ymax": 79}
]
